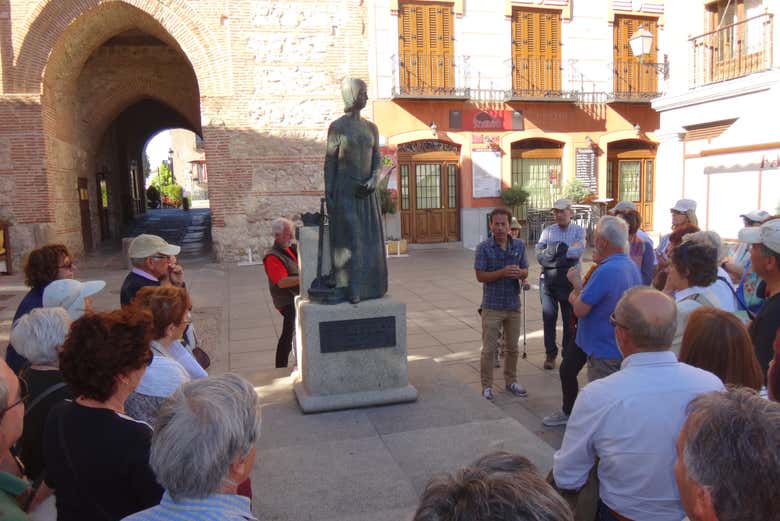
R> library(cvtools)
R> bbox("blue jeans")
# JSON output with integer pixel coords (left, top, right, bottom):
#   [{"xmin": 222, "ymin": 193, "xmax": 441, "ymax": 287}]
[{"xmin": 540, "ymin": 277, "xmax": 574, "ymax": 358}]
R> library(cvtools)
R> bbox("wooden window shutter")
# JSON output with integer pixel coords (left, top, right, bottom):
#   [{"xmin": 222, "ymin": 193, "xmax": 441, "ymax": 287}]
[
  {"xmin": 613, "ymin": 15, "xmax": 658, "ymax": 95},
  {"xmin": 398, "ymin": 2, "xmax": 454, "ymax": 94},
  {"xmin": 512, "ymin": 7, "xmax": 560, "ymax": 94}
]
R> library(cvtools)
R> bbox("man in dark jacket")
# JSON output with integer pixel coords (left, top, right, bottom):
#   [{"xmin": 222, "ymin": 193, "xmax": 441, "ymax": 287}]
[
  {"xmin": 120, "ymin": 234, "xmax": 184, "ymax": 307},
  {"xmin": 263, "ymin": 218, "xmax": 300, "ymax": 368}
]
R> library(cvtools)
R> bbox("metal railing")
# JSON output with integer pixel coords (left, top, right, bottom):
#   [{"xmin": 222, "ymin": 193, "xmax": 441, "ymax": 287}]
[
  {"xmin": 610, "ymin": 60, "xmax": 661, "ymax": 101},
  {"xmin": 690, "ymin": 13, "xmax": 773, "ymax": 87},
  {"xmin": 392, "ymin": 53, "xmax": 470, "ymax": 98},
  {"xmin": 508, "ymin": 57, "xmax": 576, "ymax": 100}
]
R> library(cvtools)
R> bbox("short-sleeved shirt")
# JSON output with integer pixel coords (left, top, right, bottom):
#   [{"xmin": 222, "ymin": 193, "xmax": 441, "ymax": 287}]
[
  {"xmin": 750, "ymin": 290, "xmax": 780, "ymax": 375},
  {"xmin": 577, "ymin": 253, "xmax": 642, "ymax": 359},
  {"xmin": 474, "ymin": 236, "xmax": 528, "ymax": 310}
]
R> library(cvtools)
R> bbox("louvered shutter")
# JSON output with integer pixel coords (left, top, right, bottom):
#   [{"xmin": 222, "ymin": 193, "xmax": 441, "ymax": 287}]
[
  {"xmin": 512, "ymin": 7, "xmax": 561, "ymax": 95},
  {"xmin": 613, "ymin": 15, "xmax": 657, "ymax": 95},
  {"xmin": 399, "ymin": 2, "xmax": 454, "ymax": 95}
]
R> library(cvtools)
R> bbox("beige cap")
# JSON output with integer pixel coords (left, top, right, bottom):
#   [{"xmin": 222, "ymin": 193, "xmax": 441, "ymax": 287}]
[
  {"xmin": 128, "ymin": 234, "xmax": 181, "ymax": 258},
  {"xmin": 738, "ymin": 218, "xmax": 780, "ymax": 254},
  {"xmin": 553, "ymin": 199, "xmax": 572, "ymax": 210},
  {"xmin": 739, "ymin": 210, "xmax": 770, "ymax": 223},
  {"xmin": 610, "ymin": 201, "xmax": 637, "ymax": 214},
  {"xmin": 671, "ymin": 198, "xmax": 697, "ymax": 213},
  {"xmin": 510, "ymin": 217, "xmax": 521, "ymax": 229}
]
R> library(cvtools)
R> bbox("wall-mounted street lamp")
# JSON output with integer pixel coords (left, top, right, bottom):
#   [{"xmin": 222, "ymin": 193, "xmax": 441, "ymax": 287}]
[
  {"xmin": 629, "ymin": 26, "xmax": 669, "ymax": 80},
  {"xmin": 429, "ymin": 121, "xmax": 438, "ymax": 136}
]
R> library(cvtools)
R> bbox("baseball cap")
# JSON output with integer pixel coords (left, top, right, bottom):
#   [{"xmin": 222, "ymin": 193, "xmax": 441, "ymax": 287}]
[
  {"xmin": 128, "ymin": 234, "xmax": 181, "ymax": 258},
  {"xmin": 738, "ymin": 218, "xmax": 780, "ymax": 254},
  {"xmin": 510, "ymin": 217, "xmax": 521, "ymax": 229},
  {"xmin": 43, "ymin": 279, "xmax": 106, "ymax": 320},
  {"xmin": 739, "ymin": 210, "xmax": 770, "ymax": 223},
  {"xmin": 553, "ymin": 199, "xmax": 572, "ymax": 210},
  {"xmin": 671, "ymin": 199, "xmax": 697, "ymax": 213},
  {"xmin": 610, "ymin": 201, "xmax": 637, "ymax": 214}
]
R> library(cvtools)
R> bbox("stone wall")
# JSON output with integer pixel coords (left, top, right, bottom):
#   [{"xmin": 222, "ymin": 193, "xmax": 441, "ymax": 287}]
[{"xmin": 0, "ymin": 0, "xmax": 370, "ymax": 265}]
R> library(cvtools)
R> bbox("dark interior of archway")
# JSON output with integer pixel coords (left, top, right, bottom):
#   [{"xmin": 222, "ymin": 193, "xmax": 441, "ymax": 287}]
[{"xmin": 100, "ymin": 98, "xmax": 197, "ymax": 234}]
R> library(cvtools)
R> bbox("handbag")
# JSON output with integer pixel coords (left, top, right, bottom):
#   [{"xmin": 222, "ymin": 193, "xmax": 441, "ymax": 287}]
[{"xmin": 191, "ymin": 347, "xmax": 211, "ymax": 370}]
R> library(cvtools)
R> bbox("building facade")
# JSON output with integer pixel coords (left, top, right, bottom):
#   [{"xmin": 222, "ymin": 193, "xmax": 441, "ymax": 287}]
[
  {"xmin": 0, "ymin": 0, "xmax": 368, "ymax": 265},
  {"xmin": 653, "ymin": 0, "xmax": 780, "ymax": 240},
  {"xmin": 368, "ymin": 0, "xmax": 665, "ymax": 249}
]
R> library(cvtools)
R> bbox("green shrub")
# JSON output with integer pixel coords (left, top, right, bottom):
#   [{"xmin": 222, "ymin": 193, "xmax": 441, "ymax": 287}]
[
  {"xmin": 500, "ymin": 186, "xmax": 529, "ymax": 207},
  {"xmin": 563, "ymin": 179, "xmax": 592, "ymax": 204}
]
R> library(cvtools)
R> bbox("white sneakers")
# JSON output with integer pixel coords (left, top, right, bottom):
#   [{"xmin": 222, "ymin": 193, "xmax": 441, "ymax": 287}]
[
  {"xmin": 543, "ymin": 409, "xmax": 570, "ymax": 427},
  {"xmin": 483, "ymin": 388, "xmax": 494, "ymax": 400},
  {"xmin": 506, "ymin": 382, "xmax": 528, "ymax": 397}
]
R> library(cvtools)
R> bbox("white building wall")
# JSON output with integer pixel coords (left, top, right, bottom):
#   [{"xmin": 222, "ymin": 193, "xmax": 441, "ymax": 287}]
[{"xmin": 653, "ymin": 0, "xmax": 780, "ymax": 238}]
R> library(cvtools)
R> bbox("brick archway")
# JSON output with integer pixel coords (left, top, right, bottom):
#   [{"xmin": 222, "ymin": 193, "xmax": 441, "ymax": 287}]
[{"xmin": 11, "ymin": 0, "xmax": 229, "ymax": 97}]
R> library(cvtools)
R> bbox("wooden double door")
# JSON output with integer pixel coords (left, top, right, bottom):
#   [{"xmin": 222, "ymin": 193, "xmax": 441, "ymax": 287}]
[
  {"xmin": 399, "ymin": 161, "xmax": 460, "ymax": 243},
  {"xmin": 607, "ymin": 156, "xmax": 655, "ymax": 230}
]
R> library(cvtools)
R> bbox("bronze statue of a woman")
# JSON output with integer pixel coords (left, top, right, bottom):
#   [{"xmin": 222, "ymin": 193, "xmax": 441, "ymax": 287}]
[{"xmin": 323, "ymin": 78, "xmax": 388, "ymax": 304}]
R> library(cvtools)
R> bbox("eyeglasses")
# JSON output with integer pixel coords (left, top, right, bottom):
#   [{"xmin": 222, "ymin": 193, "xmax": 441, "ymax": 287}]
[
  {"xmin": 609, "ymin": 312, "xmax": 629, "ymax": 330},
  {"xmin": 0, "ymin": 377, "xmax": 29, "ymax": 417},
  {"xmin": 150, "ymin": 254, "xmax": 171, "ymax": 261}
]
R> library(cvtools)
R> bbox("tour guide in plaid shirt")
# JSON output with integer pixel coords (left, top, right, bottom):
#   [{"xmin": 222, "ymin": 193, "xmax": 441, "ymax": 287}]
[{"xmin": 474, "ymin": 208, "xmax": 529, "ymax": 401}]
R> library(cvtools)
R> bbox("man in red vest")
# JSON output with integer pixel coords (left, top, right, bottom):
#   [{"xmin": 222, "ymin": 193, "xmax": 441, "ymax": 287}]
[{"xmin": 263, "ymin": 218, "xmax": 300, "ymax": 368}]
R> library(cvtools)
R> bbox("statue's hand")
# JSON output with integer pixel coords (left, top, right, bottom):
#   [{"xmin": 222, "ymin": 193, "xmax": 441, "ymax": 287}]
[{"xmin": 357, "ymin": 177, "xmax": 377, "ymax": 197}]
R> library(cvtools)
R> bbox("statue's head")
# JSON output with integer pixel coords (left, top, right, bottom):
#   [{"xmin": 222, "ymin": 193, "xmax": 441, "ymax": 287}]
[{"xmin": 341, "ymin": 78, "xmax": 368, "ymax": 113}]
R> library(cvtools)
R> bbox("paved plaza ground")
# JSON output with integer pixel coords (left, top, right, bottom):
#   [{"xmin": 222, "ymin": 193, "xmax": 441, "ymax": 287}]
[{"xmin": 0, "ymin": 220, "xmax": 594, "ymax": 520}]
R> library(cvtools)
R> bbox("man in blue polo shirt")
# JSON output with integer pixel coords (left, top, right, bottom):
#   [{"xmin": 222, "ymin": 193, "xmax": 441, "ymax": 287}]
[
  {"xmin": 570, "ymin": 215, "xmax": 641, "ymax": 379},
  {"xmin": 474, "ymin": 208, "xmax": 529, "ymax": 401}
]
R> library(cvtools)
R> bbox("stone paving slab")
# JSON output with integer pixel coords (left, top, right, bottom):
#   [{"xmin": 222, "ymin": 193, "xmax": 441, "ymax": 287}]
[{"xmin": 0, "ymin": 242, "xmax": 601, "ymax": 520}]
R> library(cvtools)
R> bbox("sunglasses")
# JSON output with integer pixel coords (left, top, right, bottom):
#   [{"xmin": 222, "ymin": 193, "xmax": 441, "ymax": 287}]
[
  {"xmin": 609, "ymin": 312, "xmax": 629, "ymax": 330},
  {"xmin": 0, "ymin": 376, "xmax": 29, "ymax": 417}
]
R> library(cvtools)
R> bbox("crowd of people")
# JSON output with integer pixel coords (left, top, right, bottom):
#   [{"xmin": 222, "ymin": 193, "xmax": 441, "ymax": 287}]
[
  {"xmin": 473, "ymin": 197, "xmax": 780, "ymax": 520},
  {"xmin": 1, "ymin": 235, "xmax": 257, "ymax": 520},
  {"xmin": 1, "ymin": 196, "xmax": 779, "ymax": 520}
]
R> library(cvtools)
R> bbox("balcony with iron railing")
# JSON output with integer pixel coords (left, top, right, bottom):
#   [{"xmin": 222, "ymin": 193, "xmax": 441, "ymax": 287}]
[
  {"xmin": 610, "ymin": 60, "xmax": 661, "ymax": 101},
  {"xmin": 506, "ymin": 57, "xmax": 577, "ymax": 101},
  {"xmin": 690, "ymin": 12, "xmax": 774, "ymax": 87},
  {"xmin": 391, "ymin": 53, "xmax": 470, "ymax": 99}
]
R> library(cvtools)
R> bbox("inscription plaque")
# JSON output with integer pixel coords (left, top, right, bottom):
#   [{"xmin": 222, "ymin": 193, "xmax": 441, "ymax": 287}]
[{"xmin": 320, "ymin": 316, "xmax": 397, "ymax": 353}]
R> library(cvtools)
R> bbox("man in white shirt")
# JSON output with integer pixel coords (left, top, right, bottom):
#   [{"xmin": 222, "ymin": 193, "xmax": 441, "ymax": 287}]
[
  {"xmin": 553, "ymin": 286, "xmax": 724, "ymax": 521},
  {"xmin": 675, "ymin": 388, "xmax": 780, "ymax": 521}
]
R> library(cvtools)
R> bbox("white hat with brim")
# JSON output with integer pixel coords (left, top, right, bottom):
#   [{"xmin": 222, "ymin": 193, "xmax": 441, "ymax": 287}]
[
  {"xmin": 739, "ymin": 210, "xmax": 770, "ymax": 223},
  {"xmin": 553, "ymin": 199, "xmax": 572, "ymax": 210},
  {"xmin": 609, "ymin": 201, "xmax": 637, "ymax": 214},
  {"xmin": 128, "ymin": 234, "xmax": 181, "ymax": 258},
  {"xmin": 671, "ymin": 199, "xmax": 697, "ymax": 213},
  {"xmin": 738, "ymin": 219, "xmax": 780, "ymax": 255},
  {"xmin": 43, "ymin": 279, "xmax": 106, "ymax": 320}
]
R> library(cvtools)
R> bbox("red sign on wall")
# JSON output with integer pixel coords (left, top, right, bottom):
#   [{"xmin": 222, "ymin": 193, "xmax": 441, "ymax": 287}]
[{"xmin": 463, "ymin": 110, "xmax": 513, "ymax": 131}]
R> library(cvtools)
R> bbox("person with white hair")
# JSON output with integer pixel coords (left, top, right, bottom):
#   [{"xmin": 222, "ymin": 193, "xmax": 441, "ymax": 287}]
[
  {"xmin": 543, "ymin": 216, "xmax": 641, "ymax": 427},
  {"xmin": 263, "ymin": 217, "xmax": 300, "ymax": 368},
  {"xmin": 121, "ymin": 374, "xmax": 261, "ymax": 521},
  {"xmin": 9, "ymin": 307, "xmax": 72, "ymax": 514},
  {"xmin": 43, "ymin": 278, "xmax": 105, "ymax": 320}
]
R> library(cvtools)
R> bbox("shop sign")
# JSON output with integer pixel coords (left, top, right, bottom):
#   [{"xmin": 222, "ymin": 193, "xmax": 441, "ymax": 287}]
[{"xmin": 464, "ymin": 110, "xmax": 513, "ymax": 131}]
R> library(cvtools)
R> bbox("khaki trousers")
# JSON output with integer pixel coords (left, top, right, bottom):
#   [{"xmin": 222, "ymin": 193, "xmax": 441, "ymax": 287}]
[{"xmin": 480, "ymin": 307, "xmax": 521, "ymax": 389}]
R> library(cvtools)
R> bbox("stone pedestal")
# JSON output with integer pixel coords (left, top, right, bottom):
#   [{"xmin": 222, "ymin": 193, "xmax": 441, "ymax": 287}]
[{"xmin": 293, "ymin": 296, "xmax": 417, "ymax": 413}]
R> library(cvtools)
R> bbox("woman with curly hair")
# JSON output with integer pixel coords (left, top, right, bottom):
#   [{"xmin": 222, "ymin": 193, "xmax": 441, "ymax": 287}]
[
  {"xmin": 5, "ymin": 244, "xmax": 74, "ymax": 373},
  {"xmin": 125, "ymin": 286, "xmax": 198, "ymax": 426},
  {"xmin": 679, "ymin": 307, "xmax": 764, "ymax": 390},
  {"xmin": 664, "ymin": 240, "xmax": 722, "ymax": 354},
  {"xmin": 43, "ymin": 308, "xmax": 163, "ymax": 521}
]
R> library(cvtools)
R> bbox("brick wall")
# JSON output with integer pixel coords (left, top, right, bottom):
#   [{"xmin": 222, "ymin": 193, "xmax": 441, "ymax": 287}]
[{"xmin": 0, "ymin": 0, "xmax": 370, "ymax": 265}]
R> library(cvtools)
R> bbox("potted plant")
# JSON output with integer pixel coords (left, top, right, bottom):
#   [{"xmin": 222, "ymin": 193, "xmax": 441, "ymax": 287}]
[
  {"xmin": 500, "ymin": 186, "xmax": 529, "ymax": 221},
  {"xmin": 562, "ymin": 179, "xmax": 592, "ymax": 204}
]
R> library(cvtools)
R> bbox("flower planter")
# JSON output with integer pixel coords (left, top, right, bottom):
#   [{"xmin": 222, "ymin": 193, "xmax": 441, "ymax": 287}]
[{"xmin": 386, "ymin": 239, "xmax": 408, "ymax": 255}]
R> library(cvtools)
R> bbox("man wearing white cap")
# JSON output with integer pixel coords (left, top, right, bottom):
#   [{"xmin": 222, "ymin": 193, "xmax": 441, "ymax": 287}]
[
  {"xmin": 43, "ymin": 279, "xmax": 105, "ymax": 320},
  {"xmin": 739, "ymin": 218, "xmax": 780, "ymax": 376},
  {"xmin": 722, "ymin": 210, "xmax": 770, "ymax": 284},
  {"xmin": 120, "ymin": 234, "xmax": 184, "ymax": 307},
  {"xmin": 536, "ymin": 198, "xmax": 585, "ymax": 370}
]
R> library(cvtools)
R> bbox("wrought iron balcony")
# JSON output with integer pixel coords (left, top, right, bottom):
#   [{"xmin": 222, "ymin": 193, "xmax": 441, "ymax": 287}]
[
  {"xmin": 506, "ymin": 57, "xmax": 578, "ymax": 101},
  {"xmin": 391, "ymin": 53, "xmax": 470, "ymax": 99},
  {"xmin": 690, "ymin": 13, "xmax": 773, "ymax": 87},
  {"xmin": 610, "ymin": 60, "xmax": 661, "ymax": 102}
]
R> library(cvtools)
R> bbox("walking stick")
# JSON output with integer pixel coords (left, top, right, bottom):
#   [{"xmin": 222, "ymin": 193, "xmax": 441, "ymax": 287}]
[{"xmin": 522, "ymin": 280, "xmax": 530, "ymax": 359}]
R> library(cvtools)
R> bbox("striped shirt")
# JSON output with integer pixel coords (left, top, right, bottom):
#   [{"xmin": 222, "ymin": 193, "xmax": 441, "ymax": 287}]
[
  {"xmin": 536, "ymin": 223, "xmax": 585, "ymax": 260},
  {"xmin": 122, "ymin": 491, "xmax": 256, "ymax": 521}
]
